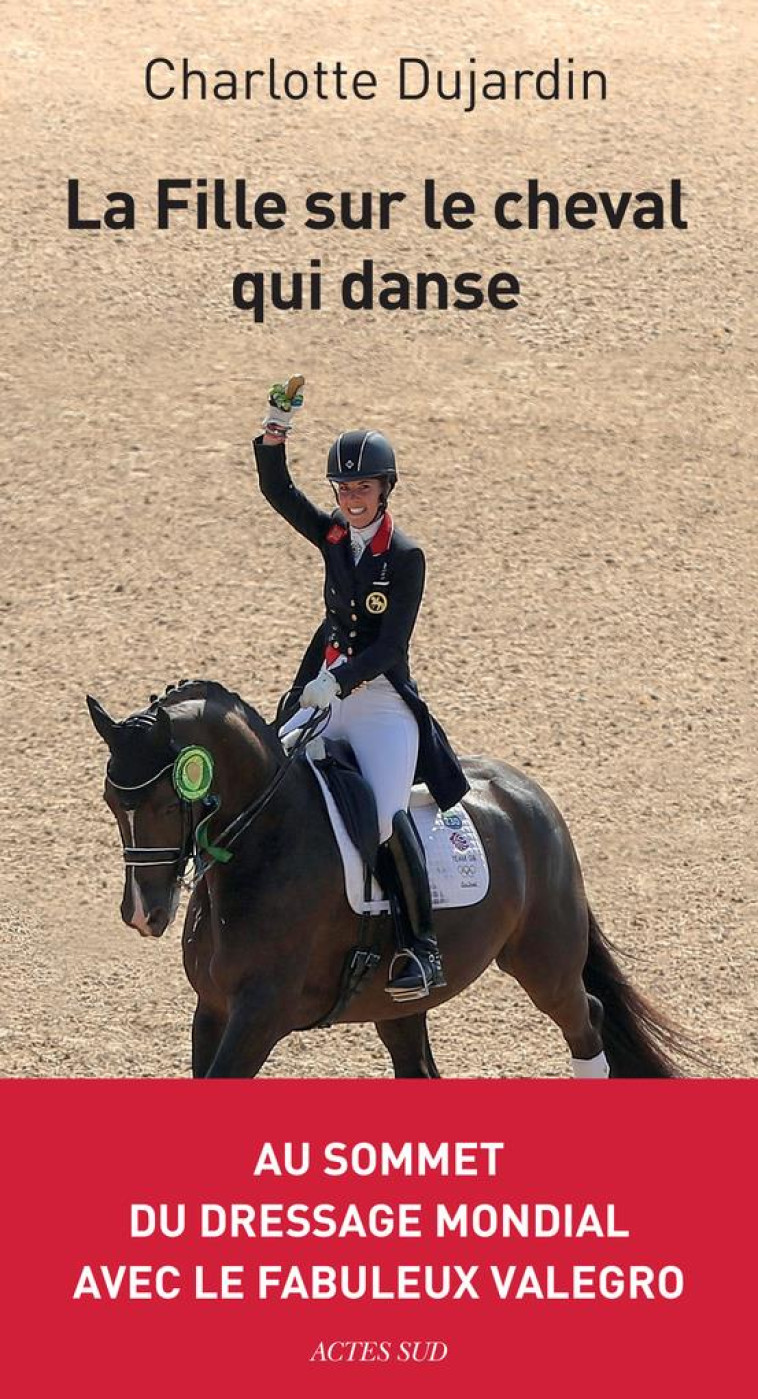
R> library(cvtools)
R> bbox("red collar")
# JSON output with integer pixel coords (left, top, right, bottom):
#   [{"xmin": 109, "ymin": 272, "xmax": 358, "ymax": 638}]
[
  {"xmin": 326, "ymin": 510, "xmax": 394, "ymax": 553},
  {"xmin": 369, "ymin": 511, "xmax": 394, "ymax": 555}
]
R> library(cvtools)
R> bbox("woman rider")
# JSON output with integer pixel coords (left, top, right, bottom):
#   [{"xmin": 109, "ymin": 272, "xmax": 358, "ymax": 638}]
[{"xmin": 252, "ymin": 377, "xmax": 469, "ymax": 999}]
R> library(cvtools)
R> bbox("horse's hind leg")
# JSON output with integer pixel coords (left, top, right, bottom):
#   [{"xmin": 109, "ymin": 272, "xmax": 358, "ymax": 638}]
[
  {"xmin": 522, "ymin": 975, "xmax": 608, "ymax": 1078},
  {"xmin": 506, "ymin": 908, "xmax": 609, "ymax": 1078},
  {"xmin": 375, "ymin": 1014, "xmax": 441, "ymax": 1078}
]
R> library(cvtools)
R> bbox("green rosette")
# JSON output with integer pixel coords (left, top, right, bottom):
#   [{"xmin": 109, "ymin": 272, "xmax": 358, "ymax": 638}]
[{"xmin": 173, "ymin": 746, "xmax": 214, "ymax": 802}]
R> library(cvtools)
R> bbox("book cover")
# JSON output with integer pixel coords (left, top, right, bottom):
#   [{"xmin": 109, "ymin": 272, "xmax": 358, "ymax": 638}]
[{"xmin": 2, "ymin": 2, "xmax": 753, "ymax": 1393}]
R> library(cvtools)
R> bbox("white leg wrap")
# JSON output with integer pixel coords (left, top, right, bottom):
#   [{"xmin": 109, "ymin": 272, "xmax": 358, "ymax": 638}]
[{"xmin": 571, "ymin": 1051, "xmax": 610, "ymax": 1079}]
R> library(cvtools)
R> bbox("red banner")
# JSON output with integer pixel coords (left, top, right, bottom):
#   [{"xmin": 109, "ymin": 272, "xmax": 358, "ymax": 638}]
[{"xmin": 2, "ymin": 1081, "xmax": 752, "ymax": 1397}]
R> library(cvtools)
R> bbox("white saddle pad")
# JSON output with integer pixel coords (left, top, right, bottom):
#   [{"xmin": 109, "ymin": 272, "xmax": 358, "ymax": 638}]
[{"xmin": 306, "ymin": 751, "xmax": 490, "ymax": 917}]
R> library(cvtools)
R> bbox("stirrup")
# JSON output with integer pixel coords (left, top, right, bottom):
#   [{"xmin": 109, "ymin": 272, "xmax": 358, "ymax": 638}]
[
  {"xmin": 386, "ymin": 949, "xmax": 431, "ymax": 1003},
  {"xmin": 386, "ymin": 948, "xmax": 445, "ymax": 1003}
]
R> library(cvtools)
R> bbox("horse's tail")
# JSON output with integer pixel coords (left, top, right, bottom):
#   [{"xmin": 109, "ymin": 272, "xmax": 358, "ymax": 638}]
[{"xmin": 583, "ymin": 907, "xmax": 682, "ymax": 1078}]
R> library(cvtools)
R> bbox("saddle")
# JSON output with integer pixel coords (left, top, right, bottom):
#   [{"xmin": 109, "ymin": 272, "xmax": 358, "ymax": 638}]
[
  {"xmin": 298, "ymin": 736, "xmax": 490, "ymax": 1026},
  {"xmin": 301, "ymin": 737, "xmax": 385, "ymax": 1028},
  {"xmin": 306, "ymin": 736, "xmax": 445, "ymax": 1011},
  {"xmin": 308, "ymin": 738, "xmax": 381, "ymax": 878},
  {"xmin": 305, "ymin": 737, "xmax": 489, "ymax": 919},
  {"xmin": 306, "ymin": 737, "xmax": 433, "ymax": 940}
]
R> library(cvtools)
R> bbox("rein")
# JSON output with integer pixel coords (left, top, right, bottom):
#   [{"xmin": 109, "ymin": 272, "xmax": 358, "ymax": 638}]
[{"xmin": 109, "ymin": 708, "xmax": 331, "ymax": 891}]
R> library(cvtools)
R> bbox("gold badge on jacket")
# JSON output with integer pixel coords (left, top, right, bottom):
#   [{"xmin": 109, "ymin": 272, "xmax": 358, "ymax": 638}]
[{"xmin": 366, "ymin": 591, "xmax": 388, "ymax": 614}]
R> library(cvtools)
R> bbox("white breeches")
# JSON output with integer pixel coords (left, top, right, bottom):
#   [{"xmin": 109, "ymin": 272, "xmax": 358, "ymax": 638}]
[{"xmin": 280, "ymin": 669, "xmax": 419, "ymax": 843}]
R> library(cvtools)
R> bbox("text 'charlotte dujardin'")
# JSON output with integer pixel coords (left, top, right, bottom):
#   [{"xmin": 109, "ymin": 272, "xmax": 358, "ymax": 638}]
[{"xmin": 143, "ymin": 55, "xmax": 608, "ymax": 112}]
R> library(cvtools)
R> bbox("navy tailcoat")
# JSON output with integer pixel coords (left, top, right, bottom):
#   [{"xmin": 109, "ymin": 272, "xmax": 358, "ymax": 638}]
[{"xmin": 253, "ymin": 436, "xmax": 469, "ymax": 811}]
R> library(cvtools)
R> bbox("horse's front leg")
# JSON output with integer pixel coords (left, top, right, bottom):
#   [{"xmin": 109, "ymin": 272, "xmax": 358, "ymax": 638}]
[
  {"xmin": 375, "ymin": 1013, "xmax": 442, "ymax": 1078},
  {"xmin": 204, "ymin": 980, "xmax": 289, "ymax": 1079},
  {"xmin": 192, "ymin": 1001, "xmax": 226, "ymax": 1078}
]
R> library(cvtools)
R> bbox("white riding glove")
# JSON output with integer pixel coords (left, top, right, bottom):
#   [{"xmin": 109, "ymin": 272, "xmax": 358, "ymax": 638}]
[
  {"xmin": 280, "ymin": 726, "xmax": 304, "ymax": 754},
  {"xmin": 261, "ymin": 375, "xmax": 305, "ymax": 439},
  {"xmin": 301, "ymin": 669, "xmax": 340, "ymax": 711}
]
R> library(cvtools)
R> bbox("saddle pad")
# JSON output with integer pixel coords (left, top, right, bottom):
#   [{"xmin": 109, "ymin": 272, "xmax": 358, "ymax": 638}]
[
  {"xmin": 306, "ymin": 755, "xmax": 490, "ymax": 917},
  {"xmin": 411, "ymin": 797, "xmax": 490, "ymax": 912}
]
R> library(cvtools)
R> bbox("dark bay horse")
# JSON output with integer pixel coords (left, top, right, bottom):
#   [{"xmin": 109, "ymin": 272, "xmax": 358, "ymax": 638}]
[{"xmin": 87, "ymin": 680, "xmax": 682, "ymax": 1078}]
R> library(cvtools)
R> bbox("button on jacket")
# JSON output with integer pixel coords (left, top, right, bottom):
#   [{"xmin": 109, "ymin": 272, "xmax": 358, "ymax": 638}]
[{"xmin": 252, "ymin": 436, "xmax": 469, "ymax": 811}]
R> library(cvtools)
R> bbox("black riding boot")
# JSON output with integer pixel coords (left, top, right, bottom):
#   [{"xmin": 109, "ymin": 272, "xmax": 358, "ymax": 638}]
[{"xmin": 380, "ymin": 810, "xmax": 446, "ymax": 1001}]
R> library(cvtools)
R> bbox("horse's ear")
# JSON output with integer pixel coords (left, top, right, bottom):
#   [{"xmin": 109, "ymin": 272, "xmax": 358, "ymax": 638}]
[
  {"xmin": 154, "ymin": 705, "xmax": 173, "ymax": 746},
  {"xmin": 86, "ymin": 695, "xmax": 116, "ymax": 747}
]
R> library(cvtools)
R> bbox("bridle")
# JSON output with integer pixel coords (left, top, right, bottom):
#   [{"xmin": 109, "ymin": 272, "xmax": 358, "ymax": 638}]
[
  {"xmin": 107, "ymin": 708, "xmax": 330, "ymax": 892},
  {"xmin": 108, "ymin": 760, "xmax": 190, "ymax": 868}
]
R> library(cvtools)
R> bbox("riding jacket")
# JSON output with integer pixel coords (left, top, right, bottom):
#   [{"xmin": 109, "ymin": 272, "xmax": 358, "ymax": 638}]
[{"xmin": 252, "ymin": 436, "xmax": 469, "ymax": 811}]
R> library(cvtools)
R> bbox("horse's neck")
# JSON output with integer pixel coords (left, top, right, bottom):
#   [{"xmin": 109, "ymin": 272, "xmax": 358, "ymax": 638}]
[{"xmin": 173, "ymin": 698, "xmax": 279, "ymax": 816}]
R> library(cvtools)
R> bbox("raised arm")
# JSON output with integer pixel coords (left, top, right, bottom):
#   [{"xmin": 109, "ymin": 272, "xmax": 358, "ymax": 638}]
[{"xmin": 252, "ymin": 376, "xmax": 332, "ymax": 547}]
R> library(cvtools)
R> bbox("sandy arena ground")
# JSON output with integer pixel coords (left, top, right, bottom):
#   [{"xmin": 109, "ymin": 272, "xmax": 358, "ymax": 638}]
[{"xmin": 1, "ymin": 2, "xmax": 755, "ymax": 1077}]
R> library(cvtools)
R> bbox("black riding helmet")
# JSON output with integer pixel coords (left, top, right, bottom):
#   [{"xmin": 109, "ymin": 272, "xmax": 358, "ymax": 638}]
[{"xmin": 326, "ymin": 430, "xmax": 397, "ymax": 488}]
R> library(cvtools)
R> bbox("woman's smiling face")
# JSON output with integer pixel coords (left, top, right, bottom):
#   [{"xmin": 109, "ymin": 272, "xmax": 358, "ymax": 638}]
[{"xmin": 335, "ymin": 478, "xmax": 384, "ymax": 527}]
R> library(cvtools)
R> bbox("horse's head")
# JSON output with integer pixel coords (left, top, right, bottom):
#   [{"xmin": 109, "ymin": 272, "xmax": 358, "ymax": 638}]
[{"xmin": 87, "ymin": 695, "xmax": 188, "ymax": 937}]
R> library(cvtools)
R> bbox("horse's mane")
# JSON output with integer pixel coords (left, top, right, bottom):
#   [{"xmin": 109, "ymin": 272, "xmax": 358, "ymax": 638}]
[{"xmin": 147, "ymin": 679, "xmax": 278, "ymax": 750}]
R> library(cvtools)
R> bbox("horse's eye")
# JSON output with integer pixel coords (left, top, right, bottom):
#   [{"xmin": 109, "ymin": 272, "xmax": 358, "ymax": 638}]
[{"xmin": 162, "ymin": 801, "xmax": 181, "ymax": 815}]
